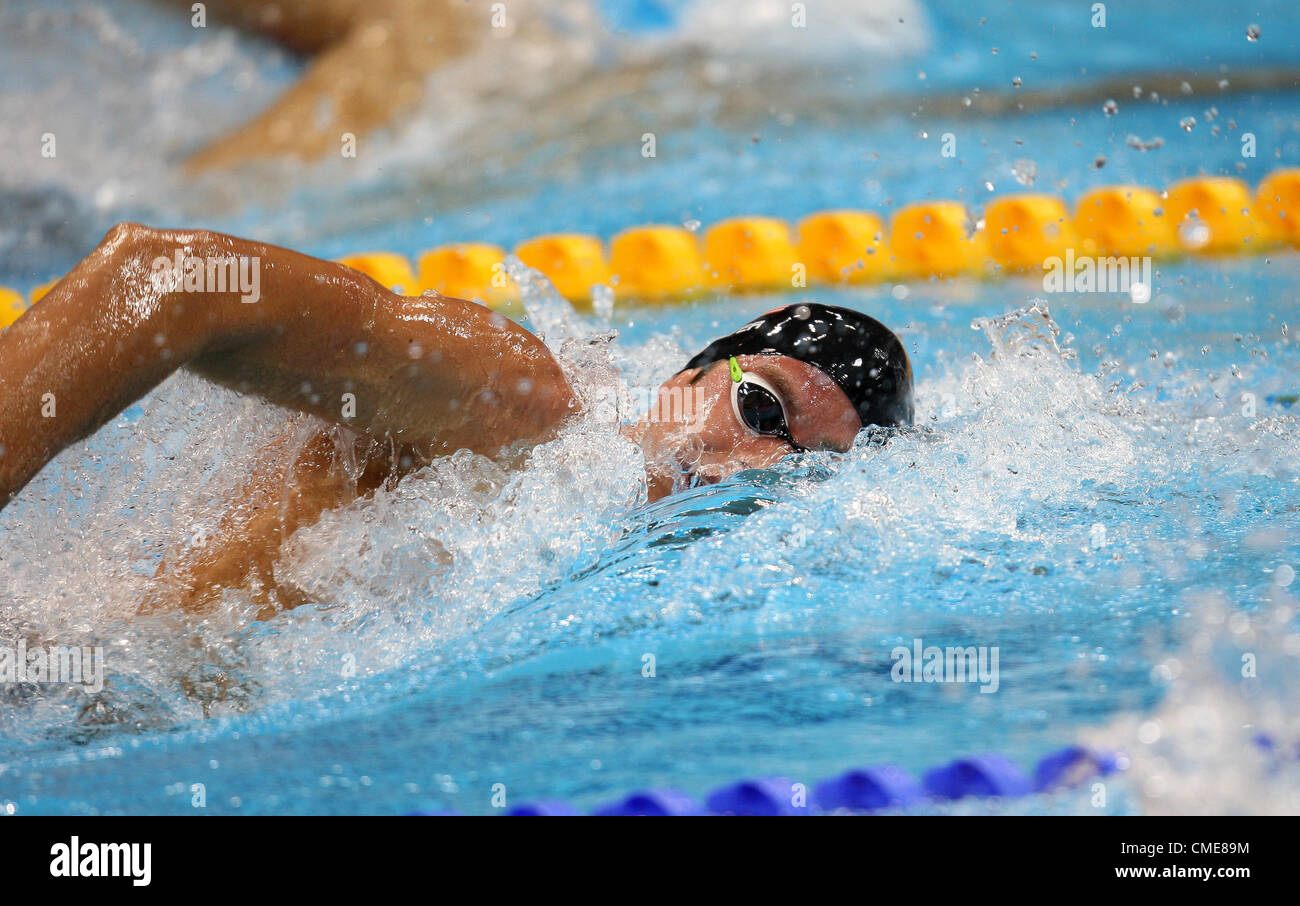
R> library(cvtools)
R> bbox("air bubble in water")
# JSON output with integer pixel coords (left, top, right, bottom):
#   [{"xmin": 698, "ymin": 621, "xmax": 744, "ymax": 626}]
[
  {"xmin": 1090, "ymin": 523, "xmax": 1107, "ymax": 549},
  {"xmin": 591, "ymin": 284, "xmax": 614, "ymax": 321},
  {"xmin": 1246, "ymin": 24, "xmax": 1261, "ymax": 42},
  {"xmin": 1179, "ymin": 116, "xmax": 1196, "ymax": 132},
  {"xmin": 1012, "ymin": 159, "xmax": 1037, "ymax": 186},
  {"xmin": 1103, "ymin": 99, "xmax": 1118, "ymax": 116},
  {"xmin": 1126, "ymin": 135, "xmax": 1164, "ymax": 151},
  {"xmin": 1179, "ymin": 215, "xmax": 1211, "ymax": 249},
  {"xmin": 682, "ymin": 219, "xmax": 701, "ymax": 232}
]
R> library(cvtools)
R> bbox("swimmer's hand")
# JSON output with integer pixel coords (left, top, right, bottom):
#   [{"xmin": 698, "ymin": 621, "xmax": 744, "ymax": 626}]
[{"xmin": 140, "ymin": 423, "xmax": 386, "ymax": 618}]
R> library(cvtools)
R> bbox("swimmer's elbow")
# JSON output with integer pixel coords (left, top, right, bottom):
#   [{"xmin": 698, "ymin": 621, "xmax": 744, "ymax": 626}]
[
  {"xmin": 99, "ymin": 221, "xmax": 170, "ymax": 258},
  {"xmin": 506, "ymin": 345, "xmax": 579, "ymax": 443},
  {"xmin": 99, "ymin": 222, "xmax": 237, "ymax": 266}
]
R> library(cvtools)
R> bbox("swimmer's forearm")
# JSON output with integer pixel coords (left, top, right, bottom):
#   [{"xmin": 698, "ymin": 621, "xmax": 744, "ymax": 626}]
[
  {"xmin": 0, "ymin": 223, "xmax": 213, "ymax": 508},
  {"xmin": 178, "ymin": 236, "xmax": 578, "ymax": 455},
  {"xmin": 0, "ymin": 223, "xmax": 575, "ymax": 508}
]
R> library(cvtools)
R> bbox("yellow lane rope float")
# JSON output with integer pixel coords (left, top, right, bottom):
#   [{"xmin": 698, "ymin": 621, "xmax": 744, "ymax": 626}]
[
  {"xmin": 3, "ymin": 169, "xmax": 1298, "ymax": 327},
  {"xmin": 0, "ymin": 286, "xmax": 25, "ymax": 330}
]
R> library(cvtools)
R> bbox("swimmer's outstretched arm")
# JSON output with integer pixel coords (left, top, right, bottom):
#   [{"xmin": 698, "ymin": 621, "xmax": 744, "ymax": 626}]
[{"xmin": 0, "ymin": 223, "xmax": 576, "ymax": 510}]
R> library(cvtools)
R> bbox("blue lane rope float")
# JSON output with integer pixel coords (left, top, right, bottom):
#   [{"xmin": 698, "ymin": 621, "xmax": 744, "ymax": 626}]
[
  {"xmin": 705, "ymin": 776, "xmax": 805, "ymax": 816},
  {"xmin": 923, "ymin": 754, "xmax": 1036, "ymax": 800},
  {"xmin": 1033, "ymin": 745, "xmax": 1123, "ymax": 792},
  {"xmin": 592, "ymin": 789, "xmax": 703, "ymax": 817},
  {"xmin": 813, "ymin": 764, "xmax": 925, "ymax": 812},
  {"xmin": 505, "ymin": 799, "xmax": 584, "ymax": 816},
  {"xmin": 404, "ymin": 744, "xmax": 1126, "ymax": 816}
]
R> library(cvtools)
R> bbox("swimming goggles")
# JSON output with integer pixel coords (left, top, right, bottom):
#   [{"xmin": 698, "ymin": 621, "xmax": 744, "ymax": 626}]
[{"xmin": 728, "ymin": 356, "xmax": 806, "ymax": 453}]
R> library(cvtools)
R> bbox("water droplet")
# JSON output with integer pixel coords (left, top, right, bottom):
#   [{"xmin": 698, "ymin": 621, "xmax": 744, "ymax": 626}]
[
  {"xmin": 1094, "ymin": 155, "xmax": 1107, "ymax": 169},
  {"xmin": 1179, "ymin": 214, "xmax": 1211, "ymax": 248},
  {"xmin": 1125, "ymin": 134, "xmax": 1164, "ymax": 151},
  {"xmin": 591, "ymin": 284, "xmax": 614, "ymax": 320},
  {"xmin": 1012, "ymin": 158, "xmax": 1037, "ymax": 186},
  {"xmin": 682, "ymin": 219, "xmax": 701, "ymax": 232},
  {"xmin": 1179, "ymin": 116, "xmax": 1196, "ymax": 132},
  {"xmin": 1103, "ymin": 99, "xmax": 1118, "ymax": 116},
  {"xmin": 1246, "ymin": 23, "xmax": 1261, "ymax": 41},
  {"xmin": 1012, "ymin": 76, "xmax": 1022, "ymax": 87},
  {"xmin": 1129, "ymin": 282, "xmax": 1151, "ymax": 304}
]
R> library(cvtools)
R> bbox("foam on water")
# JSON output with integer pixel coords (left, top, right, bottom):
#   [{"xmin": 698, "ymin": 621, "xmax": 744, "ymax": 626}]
[{"xmin": 1, "ymin": 259, "xmax": 1297, "ymax": 813}]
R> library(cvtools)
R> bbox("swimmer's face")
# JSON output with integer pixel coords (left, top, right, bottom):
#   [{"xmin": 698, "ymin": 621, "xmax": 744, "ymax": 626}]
[{"xmin": 632, "ymin": 354, "xmax": 862, "ymax": 501}]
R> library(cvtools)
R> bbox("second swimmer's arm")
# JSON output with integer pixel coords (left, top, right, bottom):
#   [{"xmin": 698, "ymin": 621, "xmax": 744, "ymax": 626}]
[{"xmin": 0, "ymin": 223, "xmax": 576, "ymax": 509}]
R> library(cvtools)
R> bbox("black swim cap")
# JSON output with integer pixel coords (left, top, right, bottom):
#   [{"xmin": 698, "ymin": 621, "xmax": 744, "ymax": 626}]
[{"xmin": 680, "ymin": 303, "xmax": 914, "ymax": 429}]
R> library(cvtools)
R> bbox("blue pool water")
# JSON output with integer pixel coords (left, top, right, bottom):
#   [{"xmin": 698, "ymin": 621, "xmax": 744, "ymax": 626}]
[{"xmin": 1, "ymin": 0, "xmax": 1298, "ymax": 814}]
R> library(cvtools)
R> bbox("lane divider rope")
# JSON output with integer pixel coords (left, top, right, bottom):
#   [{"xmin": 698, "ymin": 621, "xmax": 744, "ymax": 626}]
[
  {"xmin": 406, "ymin": 745, "xmax": 1127, "ymax": 816},
  {"xmin": 4, "ymin": 170, "xmax": 1299, "ymax": 329}
]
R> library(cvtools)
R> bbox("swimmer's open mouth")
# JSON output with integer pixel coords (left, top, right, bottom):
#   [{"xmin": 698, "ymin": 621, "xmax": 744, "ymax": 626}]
[{"xmin": 684, "ymin": 468, "xmax": 722, "ymax": 488}]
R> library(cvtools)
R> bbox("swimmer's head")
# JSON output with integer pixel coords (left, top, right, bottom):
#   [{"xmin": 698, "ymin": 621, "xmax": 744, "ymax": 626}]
[{"xmin": 633, "ymin": 303, "xmax": 913, "ymax": 500}]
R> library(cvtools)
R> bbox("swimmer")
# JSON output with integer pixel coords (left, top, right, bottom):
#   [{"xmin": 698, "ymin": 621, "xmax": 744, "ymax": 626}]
[
  {"xmin": 182, "ymin": 0, "xmax": 593, "ymax": 170},
  {"xmin": 0, "ymin": 224, "xmax": 911, "ymax": 615}
]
